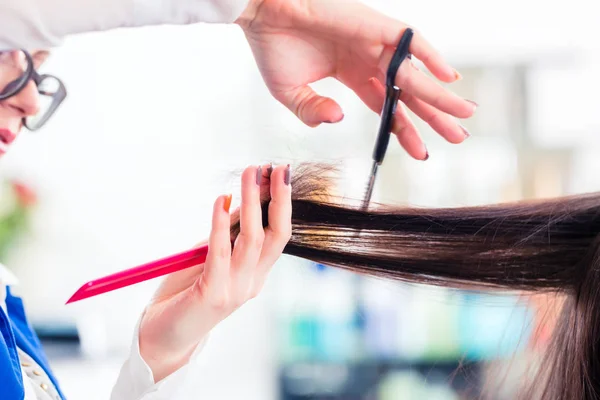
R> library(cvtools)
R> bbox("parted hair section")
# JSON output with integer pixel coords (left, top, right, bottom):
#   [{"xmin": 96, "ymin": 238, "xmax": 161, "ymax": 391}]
[{"xmin": 230, "ymin": 162, "xmax": 600, "ymax": 399}]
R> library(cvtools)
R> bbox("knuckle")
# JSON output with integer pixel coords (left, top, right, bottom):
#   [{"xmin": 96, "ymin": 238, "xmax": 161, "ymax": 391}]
[
  {"xmin": 232, "ymin": 295, "xmax": 247, "ymax": 308},
  {"xmin": 426, "ymin": 111, "xmax": 440, "ymax": 126},
  {"xmin": 249, "ymin": 287, "xmax": 261, "ymax": 300},
  {"xmin": 247, "ymin": 281, "xmax": 264, "ymax": 300},
  {"xmin": 291, "ymin": 89, "xmax": 310, "ymax": 119},
  {"xmin": 430, "ymin": 93, "xmax": 444, "ymax": 111},
  {"xmin": 209, "ymin": 296, "xmax": 231, "ymax": 312},
  {"xmin": 392, "ymin": 119, "xmax": 407, "ymax": 137},
  {"xmin": 269, "ymin": 224, "xmax": 292, "ymax": 241},
  {"xmin": 197, "ymin": 281, "xmax": 231, "ymax": 311},
  {"xmin": 420, "ymin": 52, "xmax": 432, "ymax": 65},
  {"xmin": 282, "ymin": 226, "xmax": 292, "ymax": 241},
  {"xmin": 240, "ymin": 230, "xmax": 265, "ymax": 249},
  {"xmin": 216, "ymin": 245, "xmax": 230, "ymax": 260},
  {"xmin": 397, "ymin": 71, "xmax": 412, "ymax": 91},
  {"xmin": 400, "ymin": 92, "xmax": 414, "ymax": 108},
  {"xmin": 252, "ymin": 231, "xmax": 266, "ymax": 250}
]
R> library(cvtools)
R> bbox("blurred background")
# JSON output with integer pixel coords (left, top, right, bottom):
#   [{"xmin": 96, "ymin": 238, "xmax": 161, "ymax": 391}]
[{"xmin": 1, "ymin": 0, "xmax": 599, "ymax": 398}]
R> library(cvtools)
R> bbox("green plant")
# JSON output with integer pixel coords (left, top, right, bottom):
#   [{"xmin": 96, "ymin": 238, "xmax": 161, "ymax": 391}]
[{"xmin": 0, "ymin": 180, "xmax": 37, "ymax": 261}]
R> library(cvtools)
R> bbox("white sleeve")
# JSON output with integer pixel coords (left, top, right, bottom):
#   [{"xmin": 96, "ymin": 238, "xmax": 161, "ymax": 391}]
[
  {"xmin": 110, "ymin": 314, "xmax": 209, "ymax": 400},
  {"xmin": 0, "ymin": 0, "xmax": 250, "ymax": 51}
]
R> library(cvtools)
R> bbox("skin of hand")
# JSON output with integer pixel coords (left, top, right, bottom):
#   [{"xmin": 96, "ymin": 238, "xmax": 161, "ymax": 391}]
[
  {"xmin": 235, "ymin": 0, "xmax": 477, "ymax": 160},
  {"xmin": 138, "ymin": 163, "xmax": 291, "ymax": 382}
]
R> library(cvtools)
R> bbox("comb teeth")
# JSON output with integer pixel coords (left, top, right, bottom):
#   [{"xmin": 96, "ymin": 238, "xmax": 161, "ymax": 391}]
[{"xmin": 362, "ymin": 161, "xmax": 379, "ymax": 210}]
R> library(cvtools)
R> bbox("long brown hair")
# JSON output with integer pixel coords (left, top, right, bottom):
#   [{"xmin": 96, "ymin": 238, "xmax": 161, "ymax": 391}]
[{"xmin": 231, "ymin": 163, "xmax": 600, "ymax": 399}]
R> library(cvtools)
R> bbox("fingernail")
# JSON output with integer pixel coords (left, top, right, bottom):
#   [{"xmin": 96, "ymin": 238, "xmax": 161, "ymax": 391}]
[
  {"xmin": 284, "ymin": 164, "xmax": 291, "ymax": 185},
  {"xmin": 453, "ymin": 69, "xmax": 462, "ymax": 81},
  {"xmin": 267, "ymin": 163, "xmax": 273, "ymax": 177},
  {"xmin": 459, "ymin": 124, "xmax": 471, "ymax": 138},
  {"xmin": 324, "ymin": 114, "xmax": 344, "ymax": 124},
  {"xmin": 223, "ymin": 194, "xmax": 232, "ymax": 213},
  {"xmin": 423, "ymin": 150, "xmax": 430, "ymax": 161},
  {"xmin": 466, "ymin": 99, "xmax": 478, "ymax": 109},
  {"xmin": 256, "ymin": 166, "xmax": 263, "ymax": 185}
]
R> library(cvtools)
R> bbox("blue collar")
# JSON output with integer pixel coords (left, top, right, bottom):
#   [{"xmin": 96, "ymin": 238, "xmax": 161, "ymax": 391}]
[{"xmin": 0, "ymin": 286, "xmax": 66, "ymax": 399}]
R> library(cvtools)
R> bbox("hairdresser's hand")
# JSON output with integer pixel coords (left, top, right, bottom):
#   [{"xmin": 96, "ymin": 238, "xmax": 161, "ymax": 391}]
[
  {"xmin": 138, "ymin": 164, "xmax": 291, "ymax": 382},
  {"xmin": 236, "ymin": 0, "xmax": 476, "ymax": 160}
]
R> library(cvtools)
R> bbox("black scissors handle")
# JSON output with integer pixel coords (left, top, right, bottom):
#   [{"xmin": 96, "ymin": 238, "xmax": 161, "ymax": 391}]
[{"xmin": 372, "ymin": 28, "xmax": 414, "ymax": 165}]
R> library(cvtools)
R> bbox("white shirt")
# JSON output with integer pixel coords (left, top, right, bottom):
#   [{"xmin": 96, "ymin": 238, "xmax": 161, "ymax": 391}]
[
  {"xmin": 0, "ymin": 0, "xmax": 251, "ymax": 51},
  {"xmin": 0, "ymin": 263, "xmax": 209, "ymax": 400}
]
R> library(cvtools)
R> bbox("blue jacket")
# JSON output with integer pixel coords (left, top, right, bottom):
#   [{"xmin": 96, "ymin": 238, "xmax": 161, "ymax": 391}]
[{"xmin": 0, "ymin": 287, "xmax": 66, "ymax": 400}]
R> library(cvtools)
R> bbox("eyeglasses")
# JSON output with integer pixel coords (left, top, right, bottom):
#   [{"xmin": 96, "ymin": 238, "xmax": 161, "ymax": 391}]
[{"xmin": 0, "ymin": 49, "xmax": 67, "ymax": 131}]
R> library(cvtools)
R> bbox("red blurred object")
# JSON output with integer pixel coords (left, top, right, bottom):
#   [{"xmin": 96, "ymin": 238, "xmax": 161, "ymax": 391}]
[
  {"xmin": 12, "ymin": 181, "xmax": 37, "ymax": 207},
  {"xmin": 66, "ymin": 245, "xmax": 209, "ymax": 304}
]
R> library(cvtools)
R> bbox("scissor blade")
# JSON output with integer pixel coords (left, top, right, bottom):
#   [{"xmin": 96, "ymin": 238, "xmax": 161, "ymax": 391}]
[{"xmin": 362, "ymin": 161, "xmax": 379, "ymax": 210}]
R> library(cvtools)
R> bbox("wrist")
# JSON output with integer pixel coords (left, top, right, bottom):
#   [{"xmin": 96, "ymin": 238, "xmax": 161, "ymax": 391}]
[
  {"xmin": 138, "ymin": 307, "xmax": 209, "ymax": 382},
  {"xmin": 139, "ymin": 335, "xmax": 204, "ymax": 383}
]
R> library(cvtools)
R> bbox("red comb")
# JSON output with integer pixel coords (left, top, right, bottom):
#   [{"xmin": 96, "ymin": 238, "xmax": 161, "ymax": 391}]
[{"xmin": 66, "ymin": 245, "xmax": 209, "ymax": 304}]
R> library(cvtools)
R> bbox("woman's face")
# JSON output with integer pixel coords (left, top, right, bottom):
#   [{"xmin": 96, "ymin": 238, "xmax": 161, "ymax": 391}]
[{"xmin": 0, "ymin": 50, "xmax": 49, "ymax": 157}]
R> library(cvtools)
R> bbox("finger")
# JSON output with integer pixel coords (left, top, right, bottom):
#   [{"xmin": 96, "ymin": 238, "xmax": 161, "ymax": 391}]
[
  {"xmin": 229, "ymin": 163, "xmax": 272, "ymax": 226},
  {"xmin": 152, "ymin": 239, "xmax": 212, "ymax": 301},
  {"xmin": 392, "ymin": 104, "xmax": 428, "ymax": 160},
  {"xmin": 272, "ymin": 85, "xmax": 344, "ymax": 127},
  {"xmin": 260, "ymin": 162, "xmax": 274, "ymax": 201},
  {"xmin": 401, "ymin": 91, "xmax": 470, "ymax": 144},
  {"xmin": 368, "ymin": 78, "xmax": 428, "ymax": 160},
  {"xmin": 383, "ymin": 26, "xmax": 459, "ymax": 83},
  {"xmin": 323, "ymin": 1, "xmax": 461, "ymax": 82},
  {"xmin": 253, "ymin": 164, "xmax": 293, "ymax": 293},
  {"xmin": 379, "ymin": 51, "xmax": 476, "ymax": 119},
  {"xmin": 199, "ymin": 194, "xmax": 233, "ymax": 301},
  {"xmin": 154, "ymin": 264, "xmax": 206, "ymax": 302},
  {"xmin": 349, "ymin": 77, "xmax": 386, "ymax": 115},
  {"xmin": 230, "ymin": 165, "xmax": 265, "ymax": 281},
  {"xmin": 229, "ymin": 162, "xmax": 271, "ymax": 240},
  {"xmin": 332, "ymin": 3, "xmax": 460, "ymax": 83}
]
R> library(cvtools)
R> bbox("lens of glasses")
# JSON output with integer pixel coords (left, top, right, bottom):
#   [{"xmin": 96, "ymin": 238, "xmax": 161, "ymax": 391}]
[
  {"xmin": 0, "ymin": 50, "xmax": 32, "ymax": 100},
  {"xmin": 24, "ymin": 75, "xmax": 67, "ymax": 131}
]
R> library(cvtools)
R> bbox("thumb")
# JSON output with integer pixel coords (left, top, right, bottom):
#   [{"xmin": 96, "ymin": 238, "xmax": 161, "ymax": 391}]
[{"xmin": 275, "ymin": 85, "xmax": 344, "ymax": 127}]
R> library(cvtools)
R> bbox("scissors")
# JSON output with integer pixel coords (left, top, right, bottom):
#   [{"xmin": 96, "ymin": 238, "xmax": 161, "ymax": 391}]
[
  {"xmin": 66, "ymin": 29, "xmax": 415, "ymax": 304},
  {"xmin": 362, "ymin": 28, "xmax": 414, "ymax": 209}
]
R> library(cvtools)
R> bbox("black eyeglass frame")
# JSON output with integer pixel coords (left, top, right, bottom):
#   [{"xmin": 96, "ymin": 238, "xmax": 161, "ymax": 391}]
[{"xmin": 0, "ymin": 49, "xmax": 67, "ymax": 131}]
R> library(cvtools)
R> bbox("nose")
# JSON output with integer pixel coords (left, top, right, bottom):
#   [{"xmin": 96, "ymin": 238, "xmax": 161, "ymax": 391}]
[{"xmin": 5, "ymin": 79, "xmax": 40, "ymax": 117}]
